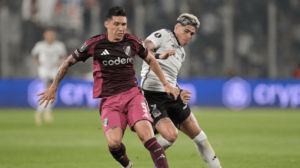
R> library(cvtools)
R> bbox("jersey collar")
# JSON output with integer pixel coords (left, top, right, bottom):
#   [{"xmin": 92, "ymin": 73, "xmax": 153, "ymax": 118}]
[{"xmin": 172, "ymin": 31, "xmax": 182, "ymax": 47}]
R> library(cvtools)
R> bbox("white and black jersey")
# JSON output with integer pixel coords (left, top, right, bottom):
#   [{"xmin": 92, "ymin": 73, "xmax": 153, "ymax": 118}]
[
  {"xmin": 141, "ymin": 29, "xmax": 186, "ymax": 92},
  {"xmin": 32, "ymin": 40, "xmax": 67, "ymax": 82},
  {"xmin": 141, "ymin": 29, "xmax": 191, "ymax": 130}
]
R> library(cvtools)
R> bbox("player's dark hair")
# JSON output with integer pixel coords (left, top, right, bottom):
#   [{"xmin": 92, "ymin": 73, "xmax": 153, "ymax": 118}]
[{"xmin": 106, "ymin": 6, "xmax": 127, "ymax": 20}]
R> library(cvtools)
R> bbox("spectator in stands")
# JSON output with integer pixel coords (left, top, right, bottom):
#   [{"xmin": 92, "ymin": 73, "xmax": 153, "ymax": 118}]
[{"xmin": 293, "ymin": 62, "xmax": 300, "ymax": 78}]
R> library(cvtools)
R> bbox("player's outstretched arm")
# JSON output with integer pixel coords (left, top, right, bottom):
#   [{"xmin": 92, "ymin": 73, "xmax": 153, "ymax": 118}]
[
  {"xmin": 144, "ymin": 55, "xmax": 179, "ymax": 99},
  {"xmin": 143, "ymin": 39, "xmax": 175, "ymax": 60},
  {"xmin": 37, "ymin": 55, "xmax": 78, "ymax": 108}
]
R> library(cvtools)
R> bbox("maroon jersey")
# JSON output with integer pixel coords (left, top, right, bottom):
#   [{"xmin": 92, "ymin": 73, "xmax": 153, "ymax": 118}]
[{"xmin": 71, "ymin": 33, "xmax": 148, "ymax": 98}]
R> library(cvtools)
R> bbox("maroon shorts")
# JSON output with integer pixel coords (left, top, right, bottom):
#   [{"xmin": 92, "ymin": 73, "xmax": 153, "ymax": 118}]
[{"xmin": 99, "ymin": 87, "xmax": 153, "ymax": 133}]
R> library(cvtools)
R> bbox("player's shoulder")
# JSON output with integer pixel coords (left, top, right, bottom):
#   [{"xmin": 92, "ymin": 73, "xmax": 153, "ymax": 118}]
[
  {"xmin": 86, "ymin": 34, "xmax": 106, "ymax": 44},
  {"xmin": 156, "ymin": 29, "xmax": 172, "ymax": 35},
  {"xmin": 124, "ymin": 33, "xmax": 143, "ymax": 45},
  {"xmin": 150, "ymin": 29, "xmax": 172, "ymax": 39},
  {"xmin": 52, "ymin": 40, "xmax": 65, "ymax": 46},
  {"xmin": 35, "ymin": 40, "xmax": 47, "ymax": 46},
  {"xmin": 79, "ymin": 34, "xmax": 106, "ymax": 49}
]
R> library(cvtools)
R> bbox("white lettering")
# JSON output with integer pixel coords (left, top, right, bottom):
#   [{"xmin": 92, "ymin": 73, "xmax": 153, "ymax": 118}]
[
  {"xmin": 254, "ymin": 84, "xmax": 300, "ymax": 108},
  {"xmin": 275, "ymin": 85, "xmax": 289, "ymax": 108},
  {"xmin": 60, "ymin": 83, "xmax": 100, "ymax": 108},
  {"xmin": 115, "ymin": 57, "xmax": 120, "ymax": 65},
  {"xmin": 108, "ymin": 60, "xmax": 114, "ymax": 65},
  {"xmin": 253, "ymin": 84, "xmax": 268, "ymax": 105},
  {"xmin": 141, "ymin": 102, "xmax": 149, "ymax": 117},
  {"xmin": 121, "ymin": 58, "xmax": 126, "ymax": 64},
  {"xmin": 102, "ymin": 57, "xmax": 134, "ymax": 66}
]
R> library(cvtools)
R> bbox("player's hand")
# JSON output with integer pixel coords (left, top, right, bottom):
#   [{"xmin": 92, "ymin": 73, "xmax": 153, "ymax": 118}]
[
  {"xmin": 180, "ymin": 90, "xmax": 191, "ymax": 104},
  {"xmin": 159, "ymin": 50, "xmax": 176, "ymax": 59},
  {"xmin": 37, "ymin": 85, "xmax": 58, "ymax": 108},
  {"xmin": 163, "ymin": 83, "xmax": 179, "ymax": 100}
]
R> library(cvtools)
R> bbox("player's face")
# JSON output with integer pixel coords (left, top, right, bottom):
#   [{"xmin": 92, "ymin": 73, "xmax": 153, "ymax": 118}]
[
  {"xmin": 44, "ymin": 30, "xmax": 56, "ymax": 44},
  {"xmin": 105, "ymin": 16, "xmax": 127, "ymax": 42},
  {"xmin": 174, "ymin": 24, "xmax": 196, "ymax": 46}
]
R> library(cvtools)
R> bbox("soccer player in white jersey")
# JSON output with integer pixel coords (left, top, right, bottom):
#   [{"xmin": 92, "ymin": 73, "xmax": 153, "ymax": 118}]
[
  {"xmin": 141, "ymin": 14, "xmax": 222, "ymax": 168},
  {"xmin": 32, "ymin": 28, "xmax": 67, "ymax": 125}
]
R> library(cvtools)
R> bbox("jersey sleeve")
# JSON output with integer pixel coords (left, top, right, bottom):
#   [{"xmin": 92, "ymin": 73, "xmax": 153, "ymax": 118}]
[
  {"xmin": 71, "ymin": 41, "xmax": 91, "ymax": 62},
  {"xmin": 31, "ymin": 42, "xmax": 40, "ymax": 58},
  {"xmin": 146, "ymin": 29, "xmax": 169, "ymax": 49},
  {"xmin": 135, "ymin": 37, "xmax": 148, "ymax": 59}
]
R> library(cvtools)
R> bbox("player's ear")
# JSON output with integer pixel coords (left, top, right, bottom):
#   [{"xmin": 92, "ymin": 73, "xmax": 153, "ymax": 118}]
[
  {"xmin": 174, "ymin": 23, "xmax": 181, "ymax": 32},
  {"xmin": 174, "ymin": 23, "xmax": 180, "ymax": 32},
  {"xmin": 104, "ymin": 21, "xmax": 109, "ymax": 29}
]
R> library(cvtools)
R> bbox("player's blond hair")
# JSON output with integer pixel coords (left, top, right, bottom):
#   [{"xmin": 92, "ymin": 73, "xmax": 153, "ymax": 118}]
[{"xmin": 176, "ymin": 13, "xmax": 200, "ymax": 29}]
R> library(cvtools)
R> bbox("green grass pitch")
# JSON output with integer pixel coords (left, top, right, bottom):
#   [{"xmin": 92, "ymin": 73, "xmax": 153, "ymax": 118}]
[{"xmin": 0, "ymin": 108, "xmax": 300, "ymax": 168}]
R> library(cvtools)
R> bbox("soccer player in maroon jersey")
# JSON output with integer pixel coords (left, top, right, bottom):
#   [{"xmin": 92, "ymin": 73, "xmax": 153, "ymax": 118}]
[{"xmin": 37, "ymin": 6, "xmax": 178, "ymax": 168}]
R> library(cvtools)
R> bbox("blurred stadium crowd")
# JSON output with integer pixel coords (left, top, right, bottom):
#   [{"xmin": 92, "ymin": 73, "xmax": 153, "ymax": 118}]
[{"xmin": 0, "ymin": 0, "xmax": 300, "ymax": 78}]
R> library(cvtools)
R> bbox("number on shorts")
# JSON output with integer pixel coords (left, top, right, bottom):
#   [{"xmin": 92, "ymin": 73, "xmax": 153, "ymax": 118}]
[
  {"xmin": 141, "ymin": 102, "xmax": 149, "ymax": 117},
  {"xmin": 141, "ymin": 102, "xmax": 147, "ymax": 112},
  {"xmin": 150, "ymin": 104, "xmax": 157, "ymax": 112}
]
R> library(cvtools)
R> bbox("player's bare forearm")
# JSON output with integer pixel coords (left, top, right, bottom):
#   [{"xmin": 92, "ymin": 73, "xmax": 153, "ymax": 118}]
[
  {"xmin": 143, "ymin": 39, "xmax": 175, "ymax": 59},
  {"xmin": 52, "ymin": 55, "xmax": 77, "ymax": 89},
  {"xmin": 144, "ymin": 55, "xmax": 168, "ymax": 85},
  {"xmin": 34, "ymin": 58, "xmax": 40, "ymax": 66}
]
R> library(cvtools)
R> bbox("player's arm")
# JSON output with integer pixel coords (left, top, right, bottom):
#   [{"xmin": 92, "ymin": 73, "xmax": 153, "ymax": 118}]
[
  {"xmin": 144, "ymin": 55, "xmax": 179, "ymax": 99},
  {"xmin": 37, "ymin": 55, "xmax": 78, "ymax": 107},
  {"xmin": 176, "ymin": 83, "xmax": 191, "ymax": 104},
  {"xmin": 53, "ymin": 55, "xmax": 77, "ymax": 87},
  {"xmin": 34, "ymin": 57, "xmax": 40, "ymax": 66},
  {"xmin": 143, "ymin": 39, "xmax": 175, "ymax": 59},
  {"xmin": 31, "ymin": 45, "xmax": 40, "ymax": 66}
]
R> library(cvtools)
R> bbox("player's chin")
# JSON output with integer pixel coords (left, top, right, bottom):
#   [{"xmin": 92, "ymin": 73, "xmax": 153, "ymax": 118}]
[
  {"xmin": 182, "ymin": 41, "xmax": 189, "ymax": 46},
  {"xmin": 117, "ymin": 33, "xmax": 124, "ymax": 37}
]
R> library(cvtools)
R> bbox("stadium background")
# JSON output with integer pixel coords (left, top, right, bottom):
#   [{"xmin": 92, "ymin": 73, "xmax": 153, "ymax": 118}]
[{"xmin": 0, "ymin": 0, "xmax": 299, "ymax": 168}]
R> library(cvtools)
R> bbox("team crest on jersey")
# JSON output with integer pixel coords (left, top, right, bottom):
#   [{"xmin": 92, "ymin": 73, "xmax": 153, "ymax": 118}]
[
  {"xmin": 152, "ymin": 109, "xmax": 161, "ymax": 118},
  {"xmin": 103, "ymin": 118, "xmax": 109, "ymax": 127},
  {"xmin": 79, "ymin": 42, "xmax": 87, "ymax": 52},
  {"xmin": 123, "ymin": 46, "xmax": 131, "ymax": 56},
  {"xmin": 181, "ymin": 53, "xmax": 185, "ymax": 59},
  {"xmin": 154, "ymin": 32, "xmax": 162, "ymax": 38}
]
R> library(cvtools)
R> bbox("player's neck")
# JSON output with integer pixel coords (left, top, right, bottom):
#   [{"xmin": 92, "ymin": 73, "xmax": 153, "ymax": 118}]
[
  {"xmin": 46, "ymin": 40, "xmax": 54, "ymax": 45},
  {"xmin": 107, "ymin": 34, "xmax": 122, "ymax": 42}
]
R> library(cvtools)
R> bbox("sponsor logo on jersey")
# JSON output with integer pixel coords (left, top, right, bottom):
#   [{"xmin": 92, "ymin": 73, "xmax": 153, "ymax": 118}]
[
  {"xmin": 101, "ymin": 49, "xmax": 110, "ymax": 55},
  {"xmin": 123, "ymin": 46, "xmax": 131, "ymax": 56},
  {"xmin": 103, "ymin": 118, "xmax": 109, "ymax": 127},
  {"xmin": 102, "ymin": 57, "xmax": 133, "ymax": 66},
  {"xmin": 154, "ymin": 32, "xmax": 162, "ymax": 38},
  {"xmin": 79, "ymin": 42, "xmax": 87, "ymax": 52},
  {"xmin": 152, "ymin": 109, "xmax": 161, "ymax": 118}
]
